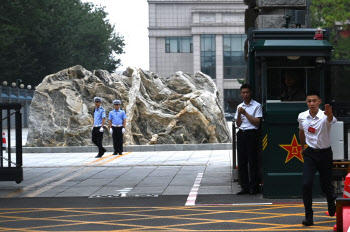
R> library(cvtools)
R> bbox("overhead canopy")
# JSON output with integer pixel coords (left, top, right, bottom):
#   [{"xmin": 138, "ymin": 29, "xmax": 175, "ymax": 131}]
[{"xmin": 252, "ymin": 39, "xmax": 333, "ymax": 57}]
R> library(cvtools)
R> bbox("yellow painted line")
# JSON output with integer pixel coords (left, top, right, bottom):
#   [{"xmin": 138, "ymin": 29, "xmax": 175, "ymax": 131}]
[
  {"xmin": 99, "ymin": 152, "xmax": 132, "ymax": 165},
  {"xmin": 4, "ymin": 154, "xmax": 113, "ymax": 198},
  {"xmin": 25, "ymin": 153, "xmax": 131, "ymax": 197},
  {"xmin": 0, "ymin": 205, "xmax": 335, "ymax": 232}
]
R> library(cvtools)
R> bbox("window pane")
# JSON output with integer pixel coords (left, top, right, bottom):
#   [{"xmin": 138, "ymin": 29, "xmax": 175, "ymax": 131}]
[
  {"xmin": 224, "ymin": 89, "xmax": 241, "ymax": 113},
  {"xmin": 180, "ymin": 37, "xmax": 190, "ymax": 53},
  {"xmin": 169, "ymin": 37, "xmax": 178, "ymax": 53},
  {"xmin": 223, "ymin": 36, "xmax": 231, "ymax": 52},
  {"xmin": 201, "ymin": 35, "xmax": 216, "ymax": 79},
  {"xmin": 223, "ymin": 34, "xmax": 247, "ymax": 79},
  {"xmin": 165, "ymin": 36, "xmax": 193, "ymax": 53}
]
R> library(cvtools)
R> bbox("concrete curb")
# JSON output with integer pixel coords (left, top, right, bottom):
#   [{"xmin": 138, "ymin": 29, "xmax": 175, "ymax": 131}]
[{"xmin": 11, "ymin": 143, "xmax": 232, "ymax": 153}]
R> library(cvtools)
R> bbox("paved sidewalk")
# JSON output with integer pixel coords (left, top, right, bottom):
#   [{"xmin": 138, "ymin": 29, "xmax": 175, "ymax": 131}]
[{"xmin": 0, "ymin": 150, "xmax": 238, "ymax": 198}]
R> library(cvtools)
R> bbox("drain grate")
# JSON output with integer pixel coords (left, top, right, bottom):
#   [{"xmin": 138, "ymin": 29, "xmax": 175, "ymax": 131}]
[{"xmin": 91, "ymin": 193, "xmax": 159, "ymax": 198}]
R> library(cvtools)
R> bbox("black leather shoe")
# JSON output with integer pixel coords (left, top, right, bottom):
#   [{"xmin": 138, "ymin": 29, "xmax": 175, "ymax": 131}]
[
  {"xmin": 237, "ymin": 190, "xmax": 249, "ymax": 195},
  {"xmin": 95, "ymin": 154, "xmax": 102, "ymax": 158},
  {"xmin": 302, "ymin": 218, "xmax": 314, "ymax": 226},
  {"xmin": 302, "ymin": 213, "xmax": 314, "ymax": 226},
  {"xmin": 328, "ymin": 198, "xmax": 336, "ymax": 217}
]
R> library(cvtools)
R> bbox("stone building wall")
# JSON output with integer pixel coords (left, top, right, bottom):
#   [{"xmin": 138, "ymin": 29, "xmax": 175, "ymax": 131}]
[{"xmin": 244, "ymin": 0, "xmax": 310, "ymax": 30}]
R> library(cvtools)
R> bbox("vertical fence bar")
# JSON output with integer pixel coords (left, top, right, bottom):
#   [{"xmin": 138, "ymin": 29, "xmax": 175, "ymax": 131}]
[
  {"xmin": 7, "ymin": 109, "xmax": 11, "ymax": 167},
  {"xmin": 232, "ymin": 119, "xmax": 236, "ymax": 169},
  {"xmin": 15, "ymin": 108, "xmax": 22, "ymax": 167},
  {"xmin": 0, "ymin": 109, "xmax": 2, "ymax": 168},
  {"xmin": 0, "ymin": 103, "xmax": 23, "ymax": 183}
]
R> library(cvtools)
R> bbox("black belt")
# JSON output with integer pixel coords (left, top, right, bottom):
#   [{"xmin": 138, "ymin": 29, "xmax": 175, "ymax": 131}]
[
  {"xmin": 307, "ymin": 146, "xmax": 331, "ymax": 153},
  {"xmin": 238, "ymin": 129, "xmax": 258, "ymax": 133}
]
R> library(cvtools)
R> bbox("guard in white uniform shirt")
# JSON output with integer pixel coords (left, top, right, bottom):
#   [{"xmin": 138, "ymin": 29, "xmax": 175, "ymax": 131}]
[
  {"xmin": 298, "ymin": 90, "xmax": 337, "ymax": 226},
  {"xmin": 234, "ymin": 84, "xmax": 263, "ymax": 195},
  {"xmin": 92, "ymin": 97, "xmax": 107, "ymax": 158},
  {"xmin": 108, "ymin": 100, "xmax": 126, "ymax": 155}
]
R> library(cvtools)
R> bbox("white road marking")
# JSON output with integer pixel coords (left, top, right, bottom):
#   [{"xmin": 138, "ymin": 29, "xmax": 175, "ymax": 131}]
[{"xmin": 185, "ymin": 172, "xmax": 203, "ymax": 206}]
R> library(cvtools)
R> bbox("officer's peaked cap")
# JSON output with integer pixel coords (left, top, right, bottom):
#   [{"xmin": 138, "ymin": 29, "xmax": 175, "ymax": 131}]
[
  {"xmin": 113, "ymin": 99, "xmax": 121, "ymax": 105},
  {"xmin": 94, "ymin": 97, "xmax": 102, "ymax": 102}
]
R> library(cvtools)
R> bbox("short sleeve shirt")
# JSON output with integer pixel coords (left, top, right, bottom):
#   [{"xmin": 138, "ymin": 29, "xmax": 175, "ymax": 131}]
[
  {"xmin": 94, "ymin": 107, "xmax": 106, "ymax": 126},
  {"xmin": 297, "ymin": 109, "xmax": 337, "ymax": 149},
  {"xmin": 108, "ymin": 109, "xmax": 126, "ymax": 125},
  {"xmin": 234, "ymin": 99, "xmax": 263, "ymax": 130}
]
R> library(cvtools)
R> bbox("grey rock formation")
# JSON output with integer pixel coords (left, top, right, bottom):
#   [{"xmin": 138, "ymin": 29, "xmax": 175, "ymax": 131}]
[{"xmin": 26, "ymin": 65, "xmax": 230, "ymax": 147}]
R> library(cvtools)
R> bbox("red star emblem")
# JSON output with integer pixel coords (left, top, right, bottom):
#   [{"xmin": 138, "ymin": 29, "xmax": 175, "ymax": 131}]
[{"xmin": 279, "ymin": 134, "xmax": 304, "ymax": 163}]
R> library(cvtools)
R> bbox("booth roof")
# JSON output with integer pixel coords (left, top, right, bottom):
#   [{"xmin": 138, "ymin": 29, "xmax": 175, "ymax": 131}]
[{"xmin": 252, "ymin": 39, "xmax": 333, "ymax": 51}]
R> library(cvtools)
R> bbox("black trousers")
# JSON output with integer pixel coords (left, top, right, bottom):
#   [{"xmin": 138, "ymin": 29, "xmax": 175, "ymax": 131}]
[
  {"xmin": 112, "ymin": 127, "xmax": 123, "ymax": 154},
  {"xmin": 302, "ymin": 147, "xmax": 335, "ymax": 217},
  {"xmin": 91, "ymin": 127, "xmax": 105, "ymax": 155},
  {"xmin": 237, "ymin": 129, "xmax": 259, "ymax": 191}
]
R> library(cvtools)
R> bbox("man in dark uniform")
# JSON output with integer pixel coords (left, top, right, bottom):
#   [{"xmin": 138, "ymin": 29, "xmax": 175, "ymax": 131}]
[
  {"xmin": 92, "ymin": 97, "xmax": 106, "ymax": 158},
  {"xmin": 108, "ymin": 99, "xmax": 126, "ymax": 155},
  {"xmin": 234, "ymin": 84, "xmax": 263, "ymax": 195},
  {"xmin": 298, "ymin": 91, "xmax": 337, "ymax": 226}
]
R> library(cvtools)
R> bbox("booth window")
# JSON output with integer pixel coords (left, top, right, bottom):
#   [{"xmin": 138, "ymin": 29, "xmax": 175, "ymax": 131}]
[{"xmin": 266, "ymin": 68, "xmax": 320, "ymax": 102}]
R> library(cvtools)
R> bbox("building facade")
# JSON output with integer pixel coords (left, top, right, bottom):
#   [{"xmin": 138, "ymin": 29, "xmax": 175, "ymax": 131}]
[{"xmin": 148, "ymin": 0, "xmax": 247, "ymax": 113}]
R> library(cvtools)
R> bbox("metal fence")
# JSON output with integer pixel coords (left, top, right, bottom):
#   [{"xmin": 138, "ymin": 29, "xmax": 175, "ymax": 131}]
[
  {"xmin": 0, "ymin": 103, "xmax": 23, "ymax": 183},
  {"xmin": 0, "ymin": 86, "xmax": 34, "ymax": 128}
]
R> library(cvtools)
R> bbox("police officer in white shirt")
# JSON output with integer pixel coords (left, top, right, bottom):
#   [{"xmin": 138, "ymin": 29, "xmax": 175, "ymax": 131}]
[
  {"xmin": 234, "ymin": 84, "xmax": 263, "ymax": 195},
  {"xmin": 92, "ymin": 97, "xmax": 107, "ymax": 158},
  {"xmin": 298, "ymin": 90, "xmax": 337, "ymax": 226}
]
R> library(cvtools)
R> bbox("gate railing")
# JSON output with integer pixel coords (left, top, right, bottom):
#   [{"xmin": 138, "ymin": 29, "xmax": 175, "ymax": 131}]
[{"xmin": 0, "ymin": 103, "xmax": 23, "ymax": 183}]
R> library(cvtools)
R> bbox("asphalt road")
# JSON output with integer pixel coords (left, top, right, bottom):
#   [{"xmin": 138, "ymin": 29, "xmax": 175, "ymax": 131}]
[{"xmin": 0, "ymin": 196, "xmax": 336, "ymax": 232}]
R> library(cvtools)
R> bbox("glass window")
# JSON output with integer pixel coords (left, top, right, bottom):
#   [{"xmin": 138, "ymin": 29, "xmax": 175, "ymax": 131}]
[
  {"xmin": 224, "ymin": 89, "xmax": 241, "ymax": 113},
  {"xmin": 223, "ymin": 34, "xmax": 247, "ymax": 79},
  {"xmin": 165, "ymin": 37, "xmax": 193, "ymax": 53},
  {"xmin": 201, "ymin": 35, "xmax": 216, "ymax": 79},
  {"xmin": 266, "ymin": 68, "xmax": 319, "ymax": 102}
]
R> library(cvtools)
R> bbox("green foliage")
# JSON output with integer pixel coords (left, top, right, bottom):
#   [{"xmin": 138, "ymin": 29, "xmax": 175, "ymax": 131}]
[
  {"xmin": 0, "ymin": 0, "xmax": 125, "ymax": 86},
  {"xmin": 310, "ymin": 0, "xmax": 350, "ymax": 59}
]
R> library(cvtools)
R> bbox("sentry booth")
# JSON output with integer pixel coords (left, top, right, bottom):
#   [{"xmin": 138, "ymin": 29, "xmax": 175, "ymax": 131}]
[{"xmin": 247, "ymin": 28, "xmax": 347, "ymax": 198}]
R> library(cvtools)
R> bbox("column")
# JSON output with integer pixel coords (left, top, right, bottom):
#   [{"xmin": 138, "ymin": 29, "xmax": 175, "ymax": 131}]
[
  {"xmin": 216, "ymin": 34, "xmax": 224, "ymax": 106},
  {"xmin": 193, "ymin": 34, "xmax": 201, "ymax": 73}
]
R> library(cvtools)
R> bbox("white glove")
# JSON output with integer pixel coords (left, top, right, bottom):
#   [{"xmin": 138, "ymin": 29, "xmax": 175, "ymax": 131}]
[
  {"xmin": 122, "ymin": 128, "xmax": 125, "ymax": 134},
  {"xmin": 110, "ymin": 128, "xmax": 113, "ymax": 134},
  {"xmin": 99, "ymin": 127, "xmax": 104, "ymax": 133}
]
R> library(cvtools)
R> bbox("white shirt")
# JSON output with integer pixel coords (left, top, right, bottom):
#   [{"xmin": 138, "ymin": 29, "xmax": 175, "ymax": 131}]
[
  {"xmin": 234, "ymin": 99, "xmax": 263, "ymax": 130},
  {"xmin": 298, "ymin": 109, "xmax": 337, "ymax": 149}
]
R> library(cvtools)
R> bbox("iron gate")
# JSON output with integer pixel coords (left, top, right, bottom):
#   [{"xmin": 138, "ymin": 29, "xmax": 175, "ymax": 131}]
[{"xmin": 0, "ymin": 103, "xmax": 23, "ymax": 183}]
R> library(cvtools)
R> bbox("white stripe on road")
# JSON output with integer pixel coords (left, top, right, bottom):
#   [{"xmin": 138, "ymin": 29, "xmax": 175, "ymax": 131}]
[{"xmin": 185, "ymin": 172, "xmax": 203, "ymax": 206}]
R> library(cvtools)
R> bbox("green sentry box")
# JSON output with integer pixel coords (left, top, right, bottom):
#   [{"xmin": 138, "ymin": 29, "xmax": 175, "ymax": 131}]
[{"xmin": 262, "ymin": 102, "xmax": 321, "ymax": 198}]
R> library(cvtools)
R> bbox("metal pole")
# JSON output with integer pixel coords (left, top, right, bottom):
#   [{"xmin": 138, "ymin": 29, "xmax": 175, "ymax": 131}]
[
  {"xmin": 7, "ymin": 109, "xmax": 11, "ymax": 167},
  {"xmin": 0, "ymin": 109, "xmax": 2, "ymax": 168},
  {"xmin": 232, "ymin": 118, "xmax": 238, "ymax": 183},
  {"xmin": 15, "ymin": 108, "xmax": 22, "ymax": 167}
]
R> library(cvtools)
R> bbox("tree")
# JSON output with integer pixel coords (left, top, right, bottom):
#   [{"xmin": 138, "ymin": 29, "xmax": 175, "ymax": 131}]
[
  {"xmin": 310, "ymin": 0, "xmax": 350, "ymax": 59},
  {"xmin": 0, "ymin": 0, "xmax": 125, "ymax": 86}
]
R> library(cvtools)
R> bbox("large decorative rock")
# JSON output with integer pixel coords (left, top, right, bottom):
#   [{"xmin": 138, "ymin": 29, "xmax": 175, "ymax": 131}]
[{"xmin": 26, "ymin": 65, "xmax": 230, "ymax": 147}]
